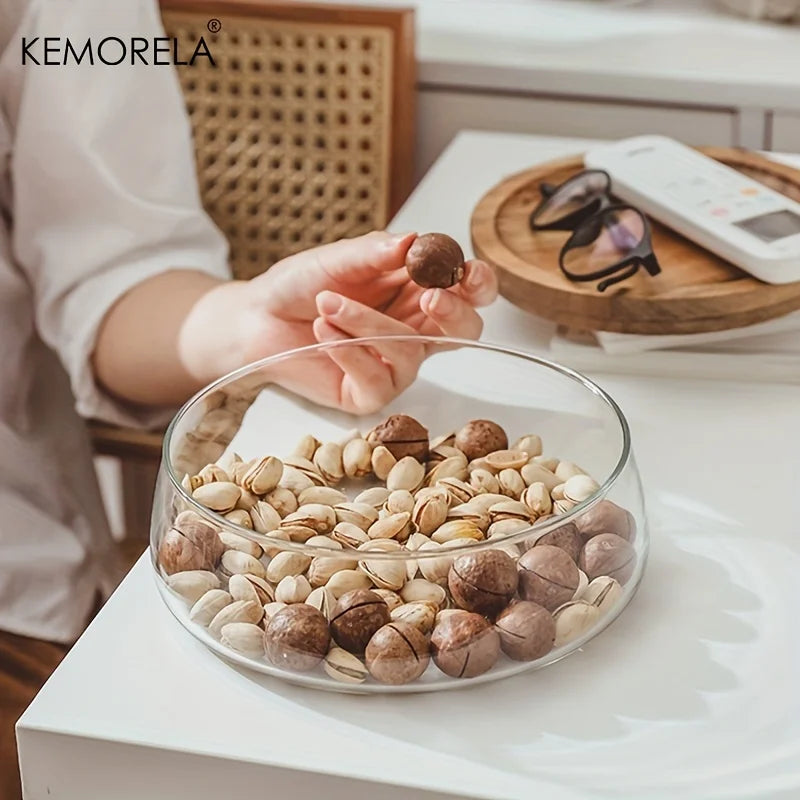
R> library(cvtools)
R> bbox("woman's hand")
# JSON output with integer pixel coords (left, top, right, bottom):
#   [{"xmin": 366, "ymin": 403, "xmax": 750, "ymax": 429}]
[{"xmin": 180, "ymin": 231, "xmax": 497, "ymax": 413}]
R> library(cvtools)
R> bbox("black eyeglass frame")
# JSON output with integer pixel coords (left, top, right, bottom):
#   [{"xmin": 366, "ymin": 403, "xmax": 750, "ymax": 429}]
[{"xmin": 529, "ymin": 169, "xmax": 662, "ymax": 292}]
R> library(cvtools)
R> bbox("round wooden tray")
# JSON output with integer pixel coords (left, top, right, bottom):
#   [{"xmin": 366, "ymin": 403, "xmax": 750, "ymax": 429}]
[{"xmin": 470, "ymin": 147, "xmax": 800, "ymax": 334}]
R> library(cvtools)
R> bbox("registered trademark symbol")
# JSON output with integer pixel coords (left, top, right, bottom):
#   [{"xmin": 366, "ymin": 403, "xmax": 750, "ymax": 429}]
[{"xmin": 207, "ymin": 18, "xmax": 222, "ymax": 33}]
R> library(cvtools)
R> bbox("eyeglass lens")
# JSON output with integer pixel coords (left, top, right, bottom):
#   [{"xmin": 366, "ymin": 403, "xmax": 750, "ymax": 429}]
[
  {"xmin": 561, "ymin": 208, "xmax": 646, "ymax": 277},
  {"xmin": 533, "ymin": 171, "xmax": 610, "ymax": 227}
]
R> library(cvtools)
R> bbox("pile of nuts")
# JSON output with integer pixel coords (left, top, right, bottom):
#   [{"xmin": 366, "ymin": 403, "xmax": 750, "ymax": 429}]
[{"xmin": 159, "ymin": 414, "xmax": 637, "ymax": 687}]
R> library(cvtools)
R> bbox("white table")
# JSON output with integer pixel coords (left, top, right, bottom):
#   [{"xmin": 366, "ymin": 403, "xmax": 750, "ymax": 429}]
[{"xmin": 18, "ymin": 133, "xmax": 800, "ymax": 799}]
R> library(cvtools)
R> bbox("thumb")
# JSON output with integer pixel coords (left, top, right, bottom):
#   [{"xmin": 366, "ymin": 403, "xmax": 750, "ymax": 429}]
[{"xmin": 274, "ymin": 230, "xmax": 416, "ymax": 285}]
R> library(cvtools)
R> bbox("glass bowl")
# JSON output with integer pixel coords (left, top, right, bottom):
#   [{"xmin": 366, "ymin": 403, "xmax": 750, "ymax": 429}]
[{"xmin": 150, "ymin": 336, "xmax": 647, "ymax": 693}]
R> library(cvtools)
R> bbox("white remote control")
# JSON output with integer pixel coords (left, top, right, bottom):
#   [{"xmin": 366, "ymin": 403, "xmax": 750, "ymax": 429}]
[{"xmin": 584, "ymin": 135, "xmax": 800, "ymax": 284}]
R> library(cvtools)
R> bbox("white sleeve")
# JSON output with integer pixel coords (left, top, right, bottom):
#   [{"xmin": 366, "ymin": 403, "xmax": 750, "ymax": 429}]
[{"xmin": 7, "ymin": 0, "xmax": 230, "ymax": 426}]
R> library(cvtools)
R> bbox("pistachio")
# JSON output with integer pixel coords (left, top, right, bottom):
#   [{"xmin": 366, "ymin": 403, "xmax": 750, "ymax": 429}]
[
  {"xmin": 263, "ymin": 601, "xmax": 288, "ymax": 620},
  {"xmin": 368, "ymin": 511, "xmax": 412, "ymax": 541},
  {"xmin": 304, "ymin": 535, "xmax": 342, "ymax": 550},
  {"xmin": 533, "ymin": 455, "xmax": 560, "ymax": 472},
  {"xmin": 469, "ymin": 468, "xmax": 500, "ymax": 494},
  {"xmin": 498, "ymin": 468, "xmax": 526, "ymax": 499},
  {"xmin": 307, "ymin": 554, "xmax": 359, "ymax": 587},
  {"xmin": 485, "ymin": 449, "xmax": 530, "ymax": 471},
  {"xmin": 551, "ymin": 483, "xmax": 566, "ymax": 501},
  {"xmin": 425, "ymin": 454, "xmax": 469, "ymax": 486},
  {"xmin": 297, "ymin": 486, "xmax": 348, "ymax": 507},
  {"xmin": 522, "ymin": 482, "xmax": 553, "ymax": 517},
  {"xmin": 512, "ymin": 434, "xmax": 543, "ymax": 457},
  {"xmin": 166, "ymin": 570, "xmax": 220, "ymax": 604},
  {"xmin": 446, "ymin": 503, "xmax": 490, "ymax": 531},
  {"xmin": 218, "ymin": 530, "xmax": 262, "ymax": 559},
  {"xmin": 573, "ymin": 569, "xmax": 589, "ymax": 600},
  {"xmin": 487, "ymin": 519, "xmax": 531, "ymax": 539},
  {"xmin": 234, "ymin": 490, "xmax": 259, "ymax": 512},
  {"xmin": 581, "ymin": 575, "xmax": 623, "ymax": 613},
  {"xmin": 326, "ymin": 569, "xmax": 372, "ymax": 598},
  {"xmin": 263, "ymin": 487, "xmax": 298, "ymax": 517},
  {"xmin": 334, "ymin": 502, "xmax": 379, "ymax": 531},
  {"xmin": 520, "ymin": 463, "xmax": 561, "ymax": 491},
  {"xmin": 220, "ymin": 549, "xmax": 267, "ymax": 580},
  {"xmin": 313, "ymin": 442, "xmax": 345, "ymax": 485},
  {"xmin": 323, "ymin": 647, "xmax": 368, "ymax": 684},
  {"xmin": 358, "ymin": 557, "xmax": 407, "ymax": 591},
  {"xmin": 384, "ymin": 489, "xmax": 415, "ymax": 515},
  {"xmin": 555, "ymin": 461, "xmax": 586, "ymax": 482},
  {"xmin": 488, "ymin": 499, "xmax": 531, "ymax": 524},
  {"xmin": 564, "ymin": 474, "xmax": 601, "ymax": 503},
  {"xmin": 293, "ymin": 434, "xmax": 320, "ymax": 461},
  {"xmin": 330, "ymin": 521, "xmax": 369, "ymax": 549},
  {"xmin": 215, "ymin": 451, "xmax": 241, "ymax": 476},
  {"xmin": 279, "ymin": 466, "xmax": 316, "ymax": 494},
  {"xmin": 431, "ymin": 519, "xmax": 484, "ymax": 544},
  {"xmin": 400, "ymin": 579, "xmax": 447, "ymax": 608},
  {"xmin": 554, "ymin": 498, "xmax": 577, "ymax": 514},
  {"xmin": 275, "ymin": 574, "xmax": 312, "ymax": 604},
  {"xmin": 242, "ymin": 456, "xmax": 283, "ymax": 495},
  {"xmin": 468, "ymin": 457, "xmax": 499, "ymax": 475},
  {"xmin": 305, "ymin": 586, "xmax": 337, "ymax": 619},
  {"xmin": 189, "ymin": 589, "xmax": 232, "ymax": 626},
  {"xmin": 181, "ymin": 473, "xmax": 195, "ymax": 493},
  {"xmin": 208, "ymin": 599, "xmax": 263, "ymax": 638},
  {"xmin": 553, "ymin": 601, "xmax": 602, "ymax": 647},
  {"xmin": 353, "ymin": 486, "xmax": 391, "ymax": 509},
  {"xmin": 426, "ymin": 431, "xmax": 453, "ymax": 449},
  {"xmin": 343, "ymin": 438, "xmax": 373, "ymax": 479},
  {"xmin": 411, "ymin": 492, "xmax": 449, "ymax": 535},
  {"xmin": 220, "ymin": 622, "xmax": 265, "ymax": 658},
  {"xmin": 437, "ymin": 477, "xmax": 475, "ymax": 505},
  {"xmin": 197, "ymin": 464, "xmax": 231, "ymax": 485},
  {"xmin": 231, "ymin": 459, "xmax": 255, "ymax": 486},
  {"xmin": 282, "ymin": 504, "xmax": 336, "ymax": 535},
  {"xmin": 466, "ymin": 493, "xmax": 508, "ymax": 513},
  {"xmin": 265, "ymin": 551, "xmax": 312, "ymax": 583},
  {"xmin": 406, "ymin": 532, "xmax": 431, "ymax": 551},
  {"xmin": 228, "ymin": 573, "xmax": 274, "ymax": 605},
  {"xmin": 192, "ymin": 481, "xmax": 241, "ymax": 512},
  {"xmin": 386, "ymin": 456, "xmax": 425, "ymax": 492},
  {"xmin": 391, "ymin": 601, "xmax": 437, "ymax": 634},
  {"xmin": 372, "ymin": 589, "xmax": 404, "ymax": 611},
  {"xmin": 371, "ymin": 445, "xmax": 397, "ymax": 481},
  {"xmin": 259, "ymin": 529, "xmax": 292, "ymax": 558},
  {"xmin": 279, "ymin": 524, "xmax": 318, "ymax": 543},
  {"xmin": 250, "ymin": 500, "xmax": 282, "ymax": 533},
  {"xmin": 416, "ymin": 540, "xmax": 453, "ymax": 583},
  {"xmin": 427, "ymin": 444, "xmax": 464, "ymax": 465}
]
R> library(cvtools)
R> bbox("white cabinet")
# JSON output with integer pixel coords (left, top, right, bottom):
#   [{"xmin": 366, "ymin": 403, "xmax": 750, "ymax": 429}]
[
  {"xmin": 416, "ymin": 89, "xmax": 737, "ymax": 179},
  {"xmin": 772, "ymin": 112, "xmax": 800, "ymax": 152}
]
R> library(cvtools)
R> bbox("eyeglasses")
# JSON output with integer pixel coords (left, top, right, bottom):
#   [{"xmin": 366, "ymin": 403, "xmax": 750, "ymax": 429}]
[{"xmin": 529, "ymin": 169, "xmax": 662, "ymax": 292}]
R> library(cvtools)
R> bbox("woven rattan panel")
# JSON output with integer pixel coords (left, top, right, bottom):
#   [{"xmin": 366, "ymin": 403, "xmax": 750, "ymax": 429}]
[{"xmin": 163, "ymin": 11, "xmax": 394, "ymax": 278}]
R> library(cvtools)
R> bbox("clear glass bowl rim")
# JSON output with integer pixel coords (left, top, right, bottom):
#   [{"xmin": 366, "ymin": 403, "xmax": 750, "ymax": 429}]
[{"xmin": 161, "ymin": 335, "xmax": 633, "ymax": 562}]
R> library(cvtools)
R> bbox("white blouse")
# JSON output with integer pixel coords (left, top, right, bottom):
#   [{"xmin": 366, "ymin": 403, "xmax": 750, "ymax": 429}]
[{"xmin": 0, "ymin": 0, "xmax": 229, "ymax": 642}]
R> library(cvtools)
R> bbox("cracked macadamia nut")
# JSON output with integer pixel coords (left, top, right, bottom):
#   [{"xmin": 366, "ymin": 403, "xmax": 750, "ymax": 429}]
[
  {"xmin": 330, "ymin": 589, "xmax": 391, "ymax": 653},
  {"xmin": 448, "ymin": 549, "xmax": 518, "ymax": 616},
  {"xmin": 158, "ymin": 511, "xmax": 224, "ymax": 575},
  {"xmin": 264, "ymin": 604, "xmax": 330, "ymax": 672},
  {"xmin": 366, "ymin": 621, "xmax": 430, "ymax": 684},
  {"xmin": 579, "ymin": 533, "xmax": 636, "ymax": 584},
  {"xmin": 535, "ymin": 521, "xmax": 583, "ymax": 562},
  {"xmin": 495, "ymin": 601, "xmax": 555, "ymax": 661},
  {"xmin": 431, "ymin": 611, "xmax": 501, "ymax": 678},
  {"xmin": 454, "ymin": 420, "xmax": 509, "ymax": 461},
  {"xmin": 517, "ymin": 544, "xmax": 579, "ymax": 611},
  {"xmin": 405, "ymin": 233, "xmax": 465, "ymax": 289},
  {"xmin": 367, "ymin": 414, "xmax": 429, "ymax": 462},
  {"xmin": 575, "ymin": 499, "xmax": 636, "ymax": 541}
]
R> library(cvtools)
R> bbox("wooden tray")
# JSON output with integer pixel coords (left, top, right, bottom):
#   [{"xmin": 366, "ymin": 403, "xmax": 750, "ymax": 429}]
[{"xmin": 470, "ymin": 147, "xmax": 800, "ymax": 334}]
